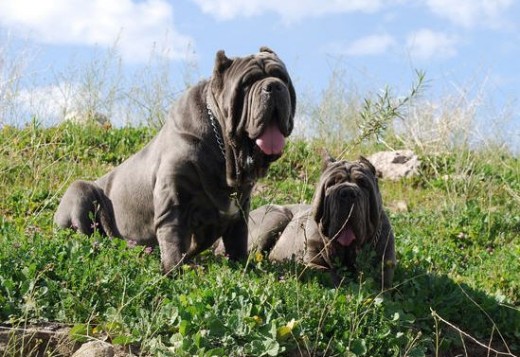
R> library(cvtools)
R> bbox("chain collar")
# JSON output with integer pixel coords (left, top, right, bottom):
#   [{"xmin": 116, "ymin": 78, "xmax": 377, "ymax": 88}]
[
  {"xmin": 207, "ymin": 104, "xmax": 243, "ymax": 188},
  {"xmin": 372, "ymin": 218, "xmax": 383, "ymax": 248},
  {"xmin": 207, "ymin": 104, "xmax": 226, "ymax": 160},
  {"xmin": 207, "ymin": 103, "xmax": 258, "ymax": 190}
]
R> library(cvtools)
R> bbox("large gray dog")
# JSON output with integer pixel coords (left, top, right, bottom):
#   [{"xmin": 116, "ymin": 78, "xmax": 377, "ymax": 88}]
[
  {"xmin": 54, "ymin": 47, "xmax": 296, "ymax": 273},
  {"xmin": 247, "ymin": 157, "xmax": 396, "ymax": 288}
]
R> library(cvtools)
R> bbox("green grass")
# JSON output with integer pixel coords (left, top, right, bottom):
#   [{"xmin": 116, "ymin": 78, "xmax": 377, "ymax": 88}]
[{"xmin": 0, "ymin": 123, "xmax": 519, "ymax": 356}]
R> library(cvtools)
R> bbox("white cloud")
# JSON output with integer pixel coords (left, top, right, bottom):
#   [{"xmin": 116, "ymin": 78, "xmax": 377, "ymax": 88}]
[
  {"xmin": 343, "ymin": 34, "xmax": 397, "ymax": 56},
  {"xmin": 191, "ymin": 0, "xmax": 384, "ymax": 22},
  {"xmin": 0, "ymin": 0, "xmax": 194, "ymax": 63},
  {"xmin": 425, "ymin": 0, "xmax": 514, "ymax": 28},
  {"xmin": 406, "ymin": 28, "xmax": 458, "ymax": 60}
]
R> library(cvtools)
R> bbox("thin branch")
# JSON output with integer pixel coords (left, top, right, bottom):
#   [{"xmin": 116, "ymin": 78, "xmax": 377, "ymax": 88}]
[{"xmin": 430, "ymin": 309, "xmax": 517, "ymax": 357}]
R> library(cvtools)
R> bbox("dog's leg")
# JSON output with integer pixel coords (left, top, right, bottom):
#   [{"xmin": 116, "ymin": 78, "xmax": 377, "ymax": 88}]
[
  {"xmin": 54, "ymin": 180, "xmax": 108, "ymax": 236},
  {"xmin": 248, "ymin": 205, "xmax": 294, "ymax": 252},
  {"xmin": 382, "ymin": 232, "xmax": 396, "ymax": 289},
  {"xmin": 186, "ymin": 225, "xmax": 219, "ymax": 259},
  {"xmin": 222, "ymin": 217, "xmax": 248, "ymax": 261},
  {"xmin": 376, "ymin": 213, "xmax": 397, "ymax": 289},
  {"xmin": 153, "ymin": 180, "xmax": 191, "ymax": 273},
  {"xmin": 156, "ymin": 220, "xmax": 190, "ymax": 274}
]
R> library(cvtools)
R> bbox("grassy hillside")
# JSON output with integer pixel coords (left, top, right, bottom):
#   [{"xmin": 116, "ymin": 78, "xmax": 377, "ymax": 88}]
[{"xmin": 0, "ymin": 122, "xmax": 519, "ymax": 356}]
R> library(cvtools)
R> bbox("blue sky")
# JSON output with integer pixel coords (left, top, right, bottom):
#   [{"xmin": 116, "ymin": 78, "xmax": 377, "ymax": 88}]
[{"xmin": 0, "ymin": 0, "xmax": 519, "ymax": 146}]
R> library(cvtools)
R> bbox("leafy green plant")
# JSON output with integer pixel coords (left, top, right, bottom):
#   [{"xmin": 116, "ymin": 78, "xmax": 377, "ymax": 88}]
[{"xmin": 1, "ymin": 117, "xmax": 519, "ymax": 356}]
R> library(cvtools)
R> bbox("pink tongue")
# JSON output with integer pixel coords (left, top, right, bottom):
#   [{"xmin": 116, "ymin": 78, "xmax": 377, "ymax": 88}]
[
  {"xmin": 255, "ymin": 124, "xmax": 285, "ymax": 155},
  {"xmin": 337, "ymin": 227, "xmax": 356, "ymax": 246}
]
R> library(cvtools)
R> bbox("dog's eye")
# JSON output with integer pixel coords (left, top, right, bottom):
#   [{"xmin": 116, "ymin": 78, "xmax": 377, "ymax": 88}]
[
  {"xmin": 356, "ymin": 175, "xmax": 369, "ymax": 187},
  {"xmin": 334, "ymin": 176, "xmax": 345, "ymax": 185},
  {"xmin": 242, "ymin": 72, "xmax": 262, "ymax": 87},
  {"xmin": 242, "ymin": 76, "xmax": 256, "ymax": 88}
]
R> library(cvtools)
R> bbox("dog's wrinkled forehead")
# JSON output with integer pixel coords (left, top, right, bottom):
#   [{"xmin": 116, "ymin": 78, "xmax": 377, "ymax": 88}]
[
  {"xmin": 211, "ymin": 48, "xmax": 292, "ymax": 95},
  {"xmin": 224, "ymin": 52, "xmax": 289, "ymax": 86},
  {"xmin": 322, "ymin": 160, "xmax": 376, "ymax": 189}
]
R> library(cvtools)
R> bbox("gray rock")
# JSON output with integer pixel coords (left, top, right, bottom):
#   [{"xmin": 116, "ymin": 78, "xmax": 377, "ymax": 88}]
[
  {"xmin": 367, "ymin": 150, "xmax": 420, "ymax": 180},
  {"xmin": 72, "ymin": 341, "xmax": 114, "ymax": 357}
]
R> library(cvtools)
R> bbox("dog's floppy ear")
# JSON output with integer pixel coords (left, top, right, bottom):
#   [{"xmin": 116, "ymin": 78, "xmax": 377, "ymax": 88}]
[
  {"xmin": 214, "ymin": 50, "xmax": 233, "ymax": 74},
  {"xmin": 212, "ymin": 50, "xmax": 234, "ymax": 97},
  {"xmin": 359, "ymin": 156, "xmax": 376, "ymax": 176},
  {"xmin": 359, "ymin": 156, "xmax": 383, "ymax": 223},
  {"xmin": 311, "ymin": 179, "xmax": 326, "ymax": 224},
  {"xmin": 312, "ymin": 165, "xmax": 332, "ymax": 223}
]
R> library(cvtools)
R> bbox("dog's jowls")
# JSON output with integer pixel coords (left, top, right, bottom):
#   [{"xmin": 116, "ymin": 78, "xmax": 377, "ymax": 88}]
[{"xmin": 54, "ymin": 47, "xmax": 296, "ymax": 273}]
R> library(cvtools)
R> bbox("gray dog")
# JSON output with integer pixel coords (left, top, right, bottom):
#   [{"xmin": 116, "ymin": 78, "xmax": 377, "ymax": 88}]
[
  {"xmin": 54, "ymin": 47, "xmax": 296, "ymax": 273},
  {"xmin": 247, "ymin": 157, "xmax": 396, "ymax": 288}
]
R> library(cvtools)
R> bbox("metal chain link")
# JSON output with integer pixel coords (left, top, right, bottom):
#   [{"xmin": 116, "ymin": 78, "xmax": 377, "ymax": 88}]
[
  {"xmin": 207, "ymin": 104, "xmax": 249, "ymax": 189},
  {"xmin": 207, "ymin": 105, "xmax": 226, "ymax": 159}
]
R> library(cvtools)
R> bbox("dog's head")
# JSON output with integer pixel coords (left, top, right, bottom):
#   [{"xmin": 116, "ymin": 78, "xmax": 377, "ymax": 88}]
[
  {"xmin": 312, "ymin": 156, "xmax": 383, "ymax": 249},
  {"xmin": 208, "ymin": 47, "xmax": 296, "ymax": 184}
]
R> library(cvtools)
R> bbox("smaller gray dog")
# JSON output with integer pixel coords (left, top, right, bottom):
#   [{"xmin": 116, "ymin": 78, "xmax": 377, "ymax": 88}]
[{"xmin": 247, "ymin": 156, "xmax": 396, "ymax": 288}]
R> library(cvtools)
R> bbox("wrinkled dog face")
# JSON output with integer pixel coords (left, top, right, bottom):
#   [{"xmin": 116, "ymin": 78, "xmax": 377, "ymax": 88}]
[
  {"xmin": 210, "ymin": 47, "xmax": 296, "ymax": 177},
  {"xmin": 312, "ymin": 157, "xmax": 383, "ymax": 249}
]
